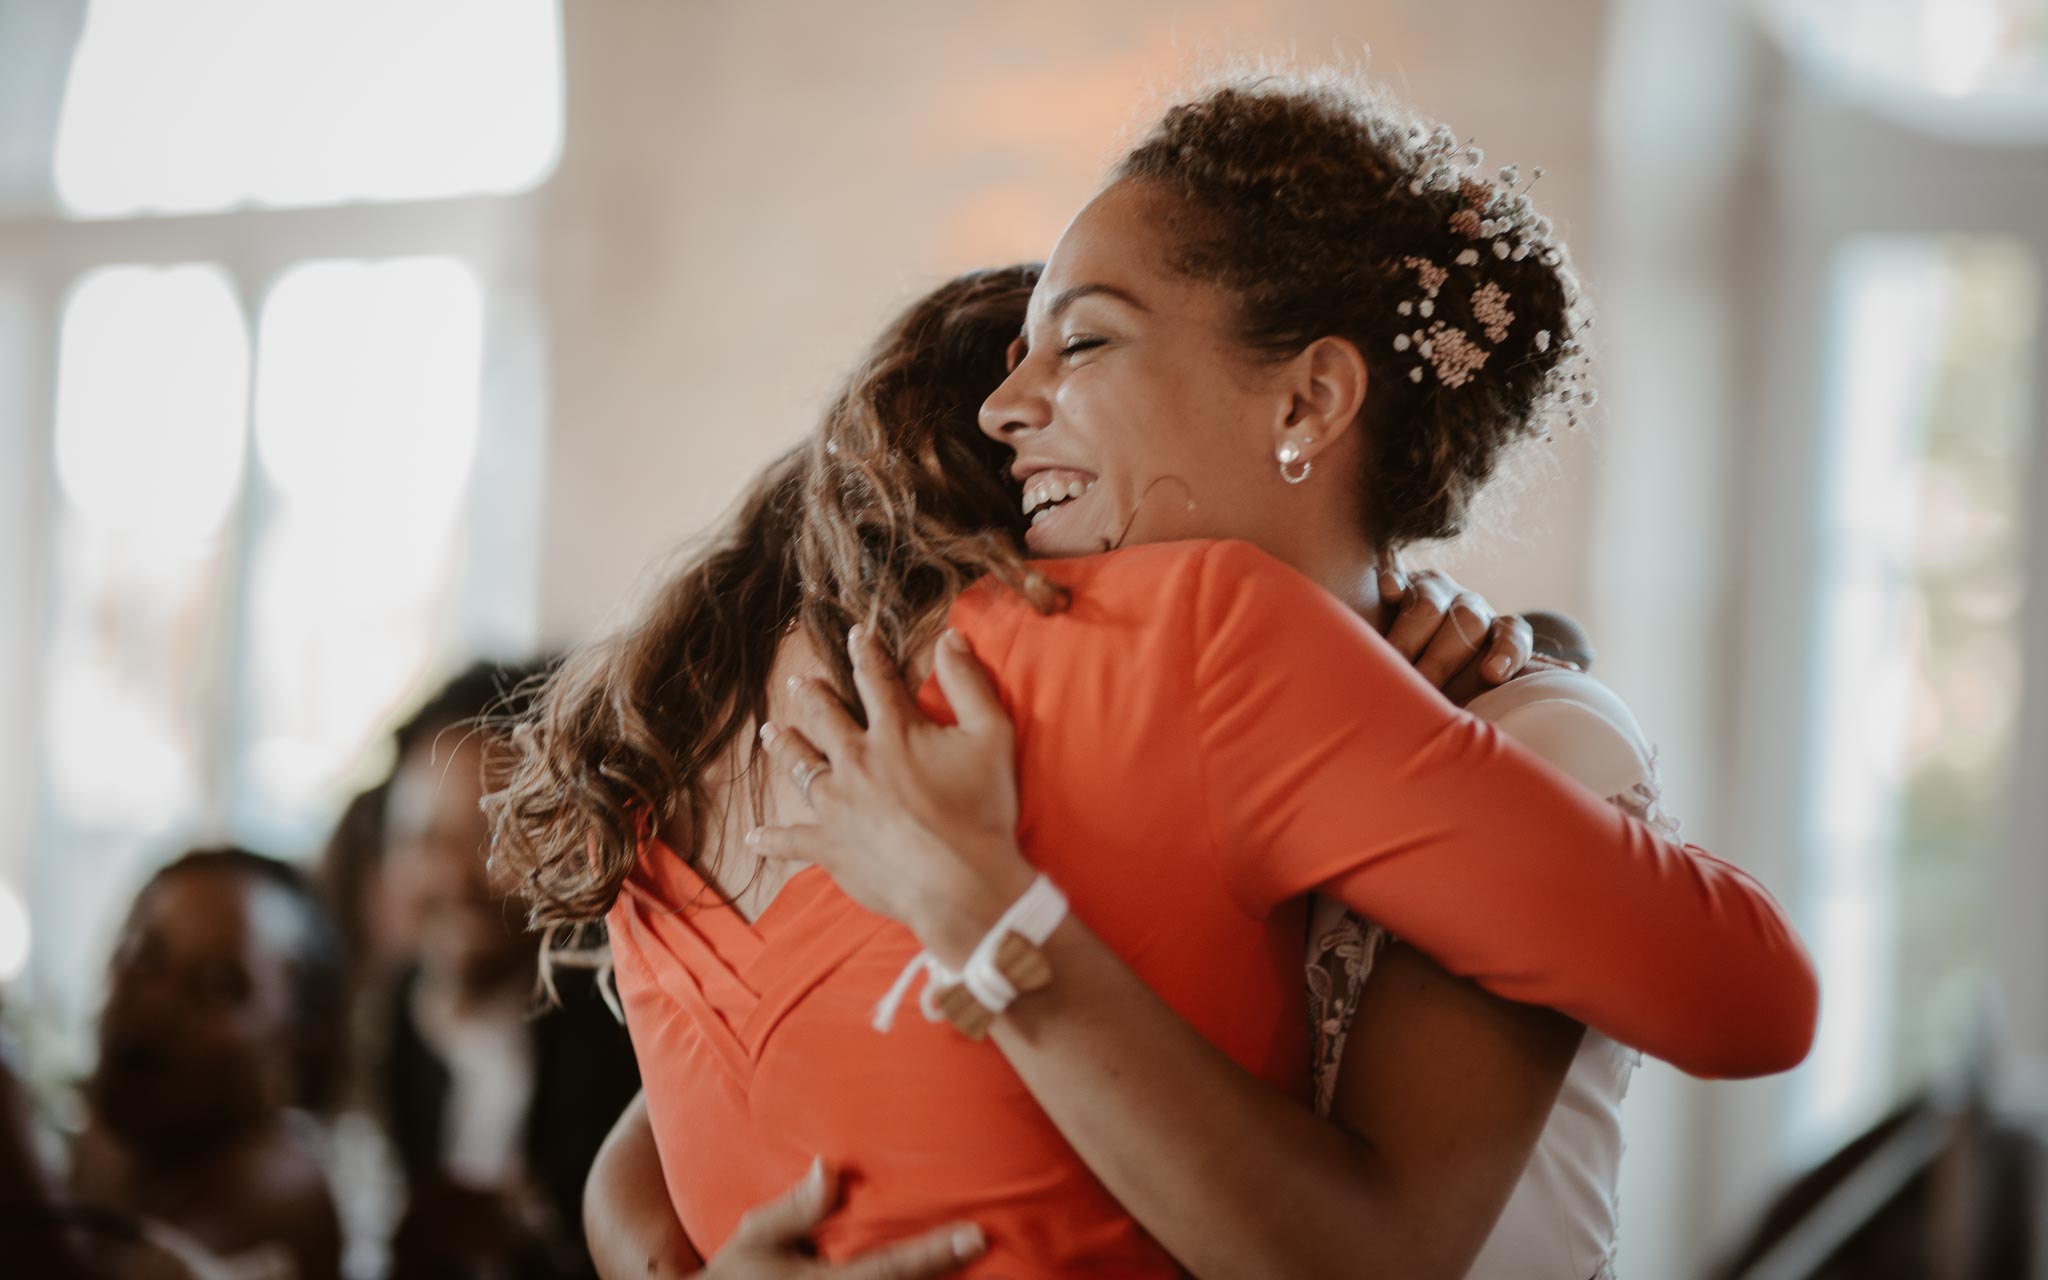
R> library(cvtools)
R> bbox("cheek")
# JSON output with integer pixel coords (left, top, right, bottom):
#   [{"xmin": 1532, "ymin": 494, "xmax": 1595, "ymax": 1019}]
[
  {"xmin": 1107, "ymin": 375, "xmax": 1262, "ymax": 499},
  {"xmin": 1057, "ymin": 360, "xmax": 1197, "ymax": 477}
]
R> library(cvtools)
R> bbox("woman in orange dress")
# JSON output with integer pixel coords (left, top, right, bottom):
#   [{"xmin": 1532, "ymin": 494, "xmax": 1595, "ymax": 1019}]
[{"xmin": 499, "ymin": 72, "xmax": 1816, "ymax": 1279}]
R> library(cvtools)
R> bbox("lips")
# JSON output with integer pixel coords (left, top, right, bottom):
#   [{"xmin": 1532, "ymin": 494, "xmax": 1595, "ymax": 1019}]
[{"xmin": 105, "ymin": 1036, "xmax": 165, "ymax": 1078}]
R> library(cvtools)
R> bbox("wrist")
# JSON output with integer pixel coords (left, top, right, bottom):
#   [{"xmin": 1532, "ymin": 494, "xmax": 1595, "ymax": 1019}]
[{"xmin": 910, "ymin": 842, "xmax": 1035, "ymax": 968}]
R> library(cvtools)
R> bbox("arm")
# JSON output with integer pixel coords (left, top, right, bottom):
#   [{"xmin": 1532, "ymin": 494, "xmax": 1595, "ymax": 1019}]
[
  {"xmin": 587, "ymin": 1092, "xmax": 703, "ymax": 1280},
  {"xmin": 582, "ymin": 1092, "xmax": 982, "ymax": 1280},
  {"xmin": 1187, "ymin": 541, "xmax": 1816, "ymax": 1077},
  {"xmin": 961, "ymin": 898, "xmax": 1579, "ymax": 1278},
  {"xmin": 755, "ymin": 625, "xmax": 1586, "ymax": 1278},
  {"xmin": 769, "ymin": 544, "xmax": 1813, "ymax": 1078},
  {"xmin": 753, "ymin": 548, "xmax": 1807, "ymax": 1271}
]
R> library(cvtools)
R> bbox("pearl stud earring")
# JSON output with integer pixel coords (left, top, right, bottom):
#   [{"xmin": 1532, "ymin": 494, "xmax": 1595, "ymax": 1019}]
[{"xmin": 1277, "ymin": 437, "xmax": 1314, "ymax": 485}]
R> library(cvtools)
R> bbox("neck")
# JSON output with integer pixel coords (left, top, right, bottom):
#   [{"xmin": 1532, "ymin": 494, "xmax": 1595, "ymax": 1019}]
[
  {"xmin": 424, "ymin": 951, "xmax": 534, "ymax": 1015},
  {"xmin": 101, "ymin": 1105, "xmax": 279, "ymax": 1178},
  {"xmin": 1280, "ymin": 527, "xmax": 1383, "ymax": 622}
]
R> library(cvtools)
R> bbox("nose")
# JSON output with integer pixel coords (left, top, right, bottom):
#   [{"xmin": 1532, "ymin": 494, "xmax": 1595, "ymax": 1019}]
[{"xmin": 978, "ymin": 354, "xmax": 1049, "ymax": 444}]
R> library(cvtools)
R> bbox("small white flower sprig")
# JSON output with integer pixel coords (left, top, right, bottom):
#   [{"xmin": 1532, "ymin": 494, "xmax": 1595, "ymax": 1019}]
[{"xmin": 1387, "ymin": 122, "xmax": 1600, "ymax": 432}]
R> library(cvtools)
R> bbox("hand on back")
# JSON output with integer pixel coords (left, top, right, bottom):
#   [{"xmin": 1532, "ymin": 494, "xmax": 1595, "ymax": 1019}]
[{"xmin": 701, "ymin": 1160, "xmax": 982, "ymax": 1280}]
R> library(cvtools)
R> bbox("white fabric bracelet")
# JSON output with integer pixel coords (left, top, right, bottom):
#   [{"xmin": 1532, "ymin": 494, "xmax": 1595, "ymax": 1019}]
[{"xmin": 872, "ymin": 875, "xmax": 1068, "ymax": 1033}]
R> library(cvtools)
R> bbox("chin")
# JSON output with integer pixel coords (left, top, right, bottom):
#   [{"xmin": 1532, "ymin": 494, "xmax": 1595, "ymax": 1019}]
[{"xmin": 92, "ymin": 1070, "xmax": 263, "ymax": 1156}]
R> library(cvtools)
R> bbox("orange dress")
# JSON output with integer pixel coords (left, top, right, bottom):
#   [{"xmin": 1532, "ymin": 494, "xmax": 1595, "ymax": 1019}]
[{"xmin": 607, "ymin": 540, "xmax": 1816, "ymax": 1277}]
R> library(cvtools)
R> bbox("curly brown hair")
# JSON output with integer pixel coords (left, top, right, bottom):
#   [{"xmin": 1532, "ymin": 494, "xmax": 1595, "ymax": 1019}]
[
  {"xmin": 486, "ymin": 265, "xmax": 1059, "ymax": 930},
  {"xmin": 1115, "ymin": 70, "xmax": 1590, "ymax": 547}
]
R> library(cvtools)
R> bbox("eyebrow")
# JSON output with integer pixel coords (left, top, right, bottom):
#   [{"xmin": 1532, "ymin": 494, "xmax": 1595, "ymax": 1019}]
[{"xmin": 1024, "ymin": 283, "xmax": 1151, "ymax": 337}]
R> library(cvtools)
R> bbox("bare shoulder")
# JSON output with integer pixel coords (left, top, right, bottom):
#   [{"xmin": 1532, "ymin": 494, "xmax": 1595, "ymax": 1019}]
[{"xmin": 1463, "ymin": 668, "xmax": 1656, "ymax": 799}]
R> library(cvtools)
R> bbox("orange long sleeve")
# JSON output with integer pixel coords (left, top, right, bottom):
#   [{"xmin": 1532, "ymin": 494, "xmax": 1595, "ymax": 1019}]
[{"xmin": 1190, "ymin": 539, "xmax": 1817, "ymax": 1078}]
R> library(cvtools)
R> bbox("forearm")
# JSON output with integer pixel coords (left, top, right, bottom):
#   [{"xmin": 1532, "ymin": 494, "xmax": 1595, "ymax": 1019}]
[
  {"xmin": 585, "ymin": 1092, "xmax": 703, "ymax": 1280},
  {"xmin": 942, "ymin": 910, "xmax": 1481, "ymax": 1280},
  {"xmin": 1311, "ymin": 737, "xmax": 1816, "ymax": 1078}
]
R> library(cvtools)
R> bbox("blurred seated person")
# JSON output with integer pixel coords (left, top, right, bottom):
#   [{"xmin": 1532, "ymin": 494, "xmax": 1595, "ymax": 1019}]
[
  {"xmin": 70, "ymin": 846, "xmax": 349, "ymax": 1280},
  {"xmin": 320, "ymin": 779, "xmax": 404, "ymax": 1010},
  {"xmin": 314, "ymin": 780, "xmax": 411, "ymax": 1280},
  {"xmin": 0, "ymin": 1006, "xmax": 102, "ymax": 1279},
  {"xmin": 378, "ymin": 662, "xmax": 640, "ymax": 1280}
]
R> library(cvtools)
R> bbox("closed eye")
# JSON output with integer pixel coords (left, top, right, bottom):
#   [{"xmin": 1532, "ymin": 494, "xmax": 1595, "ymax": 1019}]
[{"xmin": 1060, "ymin": 336, "xmax": 1108, "ymax": 359}]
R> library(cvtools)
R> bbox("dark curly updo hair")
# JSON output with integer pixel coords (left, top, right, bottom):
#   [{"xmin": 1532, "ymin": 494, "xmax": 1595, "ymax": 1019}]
[{"xmin": 1115, "ymin": 70, "xmax": 1594, "ymax": 547}]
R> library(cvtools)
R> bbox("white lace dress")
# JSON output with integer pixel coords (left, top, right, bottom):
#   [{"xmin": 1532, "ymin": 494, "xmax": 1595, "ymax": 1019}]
[{"xmin": 1306, "ymin": 669, "xmax": 1681, "ymax": 1280}]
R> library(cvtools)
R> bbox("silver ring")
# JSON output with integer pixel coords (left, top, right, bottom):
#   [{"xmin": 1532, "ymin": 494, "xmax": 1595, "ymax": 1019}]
[{"xmin": 794, "ymin": 759, "xmax": 831, "ymax": 804}]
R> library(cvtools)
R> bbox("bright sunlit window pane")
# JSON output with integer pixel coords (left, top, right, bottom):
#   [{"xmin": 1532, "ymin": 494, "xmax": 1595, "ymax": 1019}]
[
  {"xmin": 46, "ymin": 263, "xmax": 249, "ymax": 832},
  {"xmin": 1796, "ymin": 237, "xmax": 2037, "ymax": 1153},
  {"xmin": 38, "ymin": 264, "xmax": 253, "ymax": 1018},
  {"xmin": 54, "ymin": 265, "xmax": 249, "ymax": 542},
  {"xmin": 238, "ymin": 257, "xmax": 484, "ymax": 845},
  {"xmin": 54, "ymin": 0, "xmax": 563, "ymax": 217}
]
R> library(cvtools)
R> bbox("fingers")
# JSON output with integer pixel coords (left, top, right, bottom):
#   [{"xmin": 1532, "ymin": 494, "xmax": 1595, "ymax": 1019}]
[
  {"xmin": 759, "ymin": 720, "xmax": 836, "ymax": 809},
  {"xmin": 744, "ymin": 821, "xmax": 825, "ymax": 863},
  {"xmin": 1371, "ymin": 556, "xmax": 1409, "ymax": 637},
  {"xmin": 833, "ymin": 1222, "xmax": 985, "ymax": 1280},
  {"xmin": 848, "ymin": 623, "xmax": 918, "ymax": 734},
  {"xmin": 1412, "ymin": 591, "xmax": 1495, "ymax": 689},
  {"xmin": 1442, "ymin": 615, "xmax": 1541, "ymax": 705},
  {"xmin": 782, "ymin": 675, "xmax": 862, "ymax": 762},
  {"xmin": 931, "ymin": 630, "xmax": 1010, "ymax": 739},
  {"xmin": 731, "ymin": 1157, "xmax": 837, "ymax": 1247},
  {"xmin": 1383, "ymin": 570, "xmax": 1459, "ymax": 663},
  {"xmin": 1481, "ymin": 614, "xmax": 1534, "ymax": 684}
]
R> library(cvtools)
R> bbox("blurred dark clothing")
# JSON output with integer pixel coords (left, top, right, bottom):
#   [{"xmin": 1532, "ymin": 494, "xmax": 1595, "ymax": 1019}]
[{"xmin": 384, "ymin": 964, "xmax": 639, "ymax": 1280}]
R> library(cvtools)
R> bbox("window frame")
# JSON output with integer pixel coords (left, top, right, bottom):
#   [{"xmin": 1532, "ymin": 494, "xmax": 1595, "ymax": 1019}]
[
  {"xmin": 0, "ymin": 190, "xmax": 551, "ymax": 1025},
  {"xmin": 1731, "ymin": 65, "xmax": 2048, "ymax": 1158}
]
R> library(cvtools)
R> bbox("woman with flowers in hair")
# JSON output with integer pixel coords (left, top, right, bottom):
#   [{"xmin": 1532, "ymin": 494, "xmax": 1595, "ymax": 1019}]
[{"xmin": 506, "ymin": 69, "xmax": 1815, "ymax": 1280}]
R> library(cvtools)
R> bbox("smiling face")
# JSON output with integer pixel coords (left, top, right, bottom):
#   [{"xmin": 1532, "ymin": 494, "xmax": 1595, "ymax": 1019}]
[
  {"xmin": 94, "ymin": 868, "xmax": 301, "ymax": 1155},
  {"xmin": 384, "ymin": 735, "xmax": 532, "ymax": 995},
  {"xmin": 979, "ymin": 181, "xmax": 1320, "ymax": 558}
]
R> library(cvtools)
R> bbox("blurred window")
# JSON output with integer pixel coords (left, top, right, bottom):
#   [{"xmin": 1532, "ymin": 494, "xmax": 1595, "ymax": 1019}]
[
  {"xmin": 38, "ymin": 265, "xmax": 251, "ymax": 1007},
  {"xmin": 1795, "ymin": 236, "xmax": 2038, "ymax": 1149},
  {"xmin": 48, "ymin": 264, "xmax": 248, "ymax": 838},
  {"xmin": 11, "ymin": 4, "xmax": 558, "ymax": 1031},
  {"xmin": 54, "ymin": 0, "xmax": 562, "ymax": 217},
  {"xmin": 238, "ymin": 257, "xmax": 485, "ymax": 848}
]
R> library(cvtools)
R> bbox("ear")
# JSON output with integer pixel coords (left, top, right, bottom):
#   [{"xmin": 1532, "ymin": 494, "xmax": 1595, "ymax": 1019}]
[{"xmin": 1270, "ymin": 336, "xmax": 1369, "ymax": 464}]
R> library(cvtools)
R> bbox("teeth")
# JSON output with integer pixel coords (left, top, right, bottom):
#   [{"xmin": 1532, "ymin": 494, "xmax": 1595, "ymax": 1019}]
[{"xmin": 1024, "ymin": 476, "xmax": 1096, "ymax": 518}]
